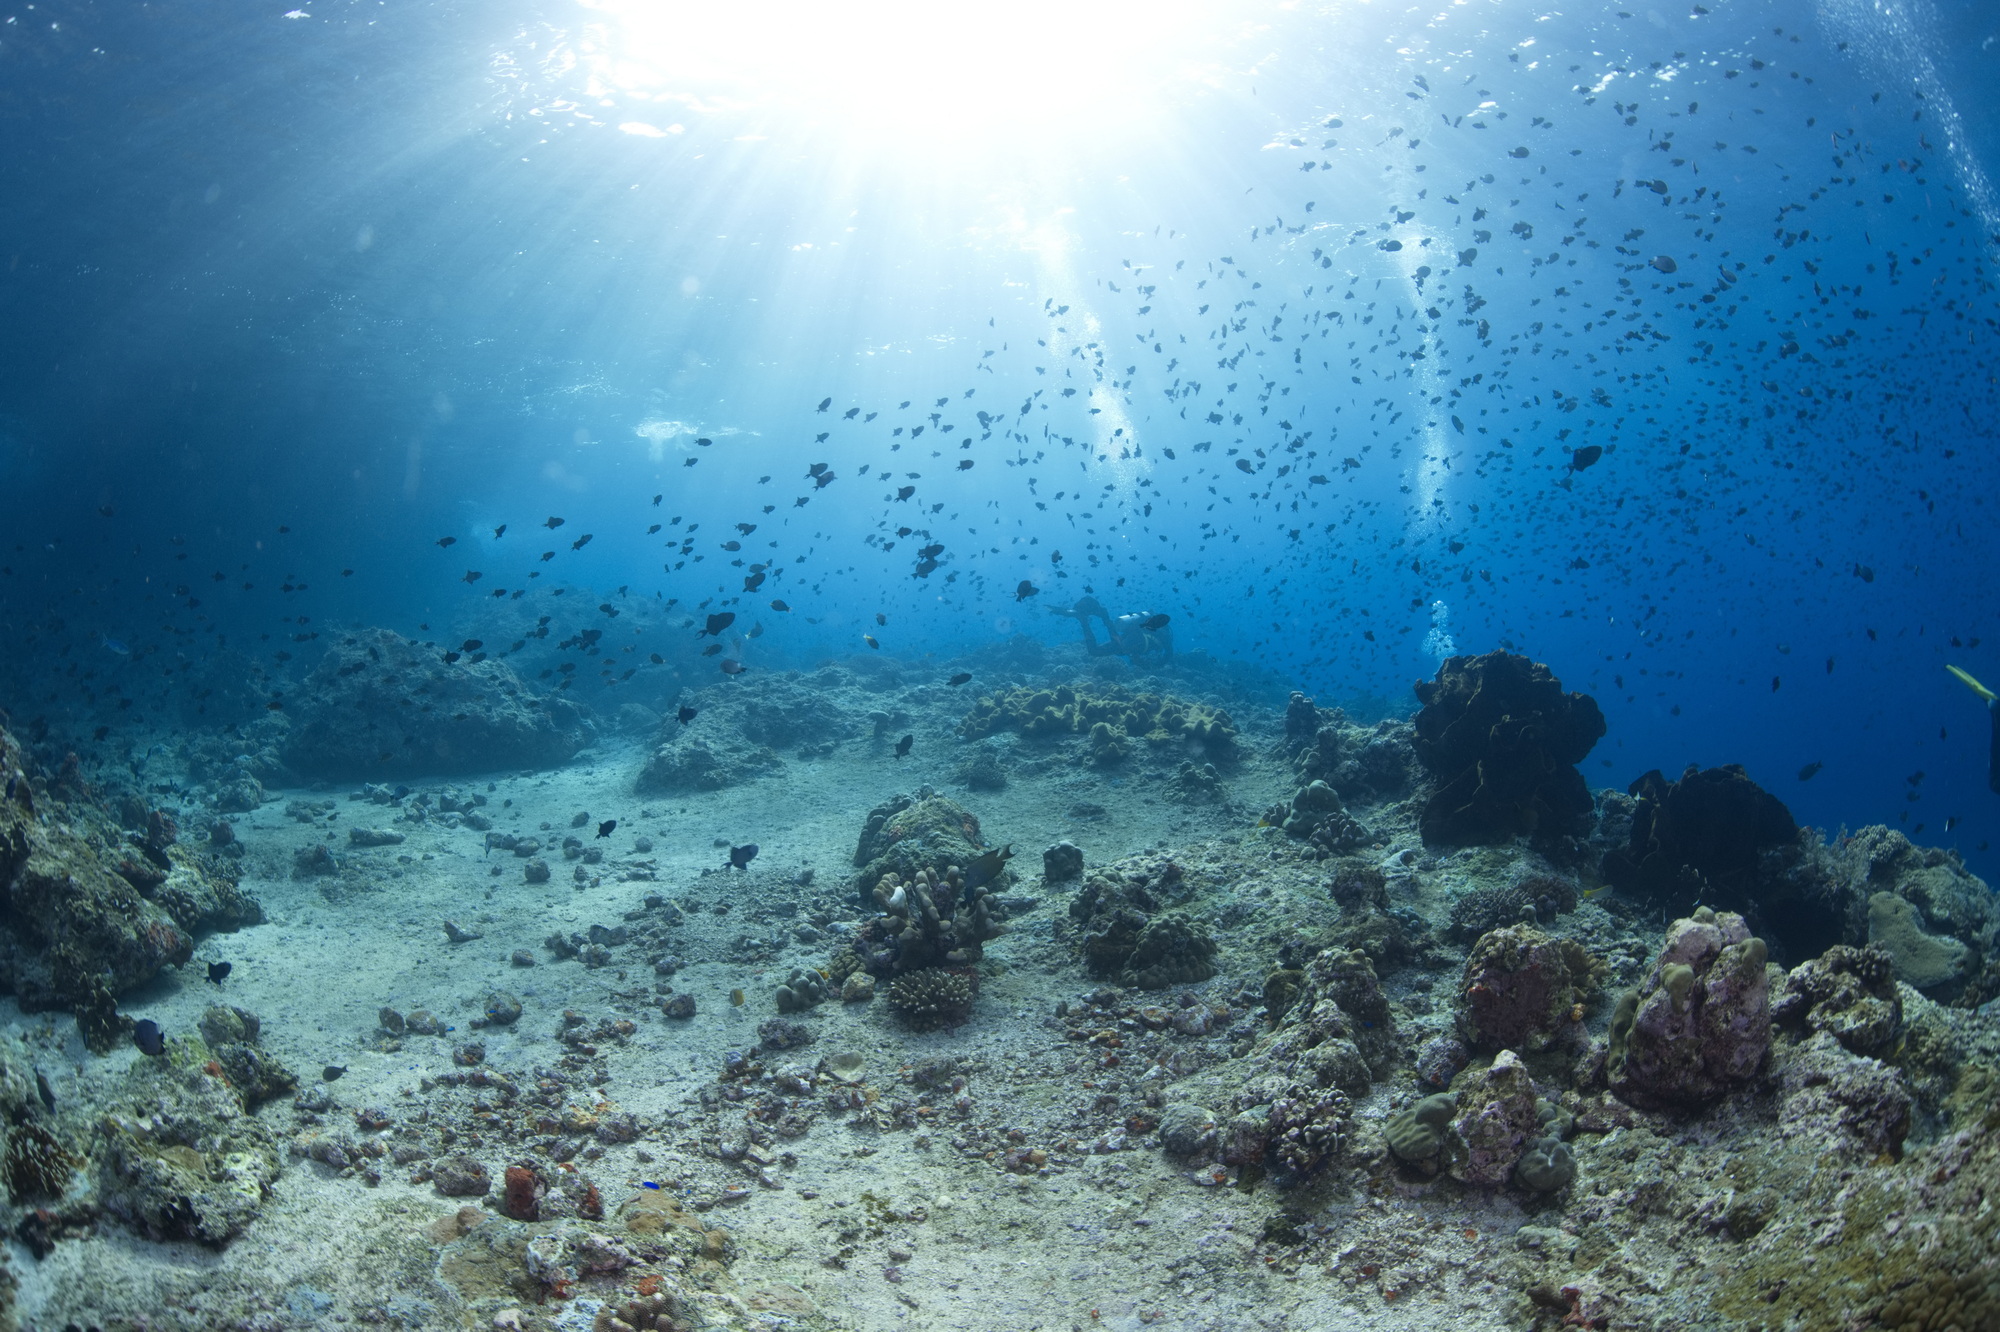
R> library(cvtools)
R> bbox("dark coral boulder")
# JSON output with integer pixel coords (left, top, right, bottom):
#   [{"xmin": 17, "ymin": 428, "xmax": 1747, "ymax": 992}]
[
  {"xmin": 1602, "ymin": 764, "xmax": 1806, "ymax": 937},
  {"xmin": 1411, "ymin": 652, "xmax": 1606, "ymax": 848}
]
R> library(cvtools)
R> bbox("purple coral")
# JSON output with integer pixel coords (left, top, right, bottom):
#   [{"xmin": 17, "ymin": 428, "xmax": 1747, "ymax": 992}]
[
  {"xmin": 1266, "ymin": 1084, "xmax": 1351, "ymax": 1184},
  {"xmin": 1779, "ymin": 1031, "xmax": 1912, "ymax": 1159},
  {"xmin": 1449, "ymin": 1049, "xmax": 1541, "ymax": 1185},
  {"xmin": 1608, "ymin": 909, "xmax": 1771, "ymax": 1111}
]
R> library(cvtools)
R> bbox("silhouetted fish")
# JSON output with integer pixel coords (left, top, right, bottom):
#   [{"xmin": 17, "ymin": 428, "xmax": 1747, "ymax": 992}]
[
  {"xmin": 948, "ymin": 672, "xmax": 972, "ymax": 686},
  {"xmin": 894, "ymin": 734, "xmax": 913, "ymax": 758},
  {"xmin": 133, "ymin": 1019, "xmax": 165, "ymax": 1057},
  {"xmin": 597, "ymin": 819, "xmax": 617, "ymax": 838},
  {"xmin": 677, "ymin": 706, "xmax": 698, "ymax": 724},
  {"xmin": 322, "ymin": 1065, "xmax": 347, "ymax": 1082},
  {"xmin": 729, "ymin": 843, "xmax": 759, "ymax": 869},
  {"xmin": 700, "ymin": 613, "xmax": 735, "ymax": 637},
  {"xmin": 206, "ymin": 961, "xmax": 231, "ymax": 985},
  {"xmin": 963, "ymin": 844, "xmax": 1013, "ymax": 889}
]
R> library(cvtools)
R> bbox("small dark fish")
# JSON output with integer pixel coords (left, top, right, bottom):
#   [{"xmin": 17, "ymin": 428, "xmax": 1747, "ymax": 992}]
[
  {"xmin": 1650, "ymin": 255, "xmax": 1678, "ymax": 274},
  {"xmin": 700, "ymin": 612, "xmax": 736, "ymax": 637},
  {"xmin": 1798, "ymin": 761, "xmax": 1824, "ymax": 782},
  {"xmin": 771, "ymin": 600, "xmax": 792, "ymax": 612},
  {"xmin": 393, "ymin": 785, "xmax": 410, "ymax": 800},
  {"xmin": 322, "ymin": 1065, "xmax": 347, "ymax": 1082},
  {"xmin": 443, "ymin": 651, "xmax": 462, "ymax": 664},
  {"xmin": 816, "ymin": 396, "xmax": 832, "ymax": 412},
  {"xmin": 729, "ymin": 843, "xmax": 759, "ymax": 869},
  {"xmin": 571, "ymin": 534, "xmax": 593, "ymax": 551},
  {"xmin": 461, "ymin": 639, "xmax": 483, "ymax": 652},
  {"xmin": 93, "ymin": 725, "xmax": 110, "ymax": 741},
  {"xmin": 948, "ymin": 672, "xmax": 972, "ymax": 686},
  {"xmin": 963, "ymin": 844, "xmax": 1014, "ymax": 889},
  {"xmin": 436, "ymin": 536, "xmax": 457, "ymax": 548},
  {"xmin": 677, "ymin": 706, "xmax": 698, "ymax": 724},
  {"xmin": 4, "ymin": 776, "xmax": 15, "ymax": 802},
  {"xmin": 894, "ymin": 734, "xmax": 913, "ymax": 758},
  {"xmin": 545, "ymin": 516, "xmax": 565, "ymax": 529},
  {"xmin": 597, "ymin": 819, "xmax": 617, "ymax": 838},
  {"xmin": 1015, "ymin": 580, "xmax": 1038, "ymax": 601},
  {"xmin": 875, "ymin": 612, "xmax": 888, "ymax": 626},
  {"xmin": 1141, "ymin": 614, "xmax": 1171, "ymax": 632},
  {"xmin": 1570, "ymin": 445, "xmax": 1604, "ymax": 471},
  {"xmin": 266, "ymin": 699, "xmax": 284, "ymax": 711},
  {"xmin": 493, "ymin": 524, "xmax": 507, "ymax": 538},
  {"xmin": 133, "ymin": 1019, "xmax": 165, "ymax": 1057},
  {"xmin": 34, "ymin": 1069, "xmax": 54, "ymax": 1112},
  {"xmin": 462, "ymin": 570, "xmax": 482, "ymax": 584},
  {"xmin": 206, "ymin": 961, "xmax": 232, "ymax": 986},
  {"xmin": 720, "ymin": 658, "xmax": 747, "ymax": 676}
]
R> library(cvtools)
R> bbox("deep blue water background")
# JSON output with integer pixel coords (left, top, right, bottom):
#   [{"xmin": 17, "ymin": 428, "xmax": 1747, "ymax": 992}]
[{"xmin": 1, "ymin": 0, "xmax": 1996, "ymax": 880}]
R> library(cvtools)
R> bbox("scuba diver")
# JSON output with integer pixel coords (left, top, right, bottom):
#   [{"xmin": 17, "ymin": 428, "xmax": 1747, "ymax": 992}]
[
  {"xmin": 1948, "ymin": 665, "xmax": 2000, "ymax": 794},
  {"xmin": 1051, "ymin": 595, "xmax": 1174, "ymax": 662}
]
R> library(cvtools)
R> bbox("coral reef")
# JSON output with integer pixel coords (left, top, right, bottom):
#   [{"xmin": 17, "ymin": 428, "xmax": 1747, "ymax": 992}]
[
  {"xmin": 773, "ymin": 967, "xmax": 830, "ymax": 1013},
  {"xmin": 1456, "ymin": 924, "xmax": 1602, "ymax": 1054},
  {"xmin": 1514, "ymin": 1133, "xmax": 1576, "ymax": 1192},
  {"xmin": 635, "ymin": 735, "xmax": 782, "ymax": 794},
  {"xmin": 1447, "ymin": 874, "xmax": 1579, "ymax": 940},
  {"xmin": 848, "ymin": 862, "xmax": 1007, "ymax": 979},
  {"xmin": 1449, "ymin": 1049, "xmax": 1542, "ymax": 1185},
  {"xmin": 1601, "ymin": 762, "xmax": 1801, "ymax": 920},
  {"xmin": 850, "ymin": 789, "xmax": 1001, "ymax": 901},
  {"xmin": 1384, "ymin": 1093, "xmax": 1456, "ymax": 1164},
  {"xmin": 1070, "ymin": 857, "xmax": 1218, "ymax": 989},
  {"xmin": 1607, "ymin": 908, "xmax": 1772, "ymax": 1110},
  {"xmin": 884, "ymin": 968, "xmax": 975, "ymax": 1030},
  {"xmin": 284, "ymin": 627, "xmax": 589, "ymax": 779},
  {"xmin": 1771, "ymin": 943, "xmax": 1902, "ymax": 1057},
  {"xmin": 1410, "ymin": 652, "xmax": 1606, "ymax": 847},
  {"xmin": 1867, "ymin": 890, "xmax": 1971, "ymax": 992},
  {"xmin": 1285, "ymin": 692, "xmax": 1421, "ymax": 804},
  {"xmin": 1797, "ymin": 825, "xmax": 2000, "ymax": 1003},
  {"xmin": 93, "ymin": 1057, "xmax": 284, "ymax": 1245},
  {"xmin": 1263, "ymin": 780, "xmax": 1372, "ymax": 857},
  {"xmin": 957, "ymin": 682, "xmax": 1239, "ymax": 763},
  {"xmin": 1041, "ymin": 840, "xmax": 1084, "ymax": 882},
  {"xmin": 0, "ymin": 723, "xmax": 262, "ymax": 1049},
  {"xmin": 1777, "ymin": 1031, "xmax": 1912, "ymax": 1159}
]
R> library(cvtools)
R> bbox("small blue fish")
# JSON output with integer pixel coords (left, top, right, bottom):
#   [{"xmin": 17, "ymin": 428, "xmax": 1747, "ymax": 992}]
[
  {"xmin": 641, "ymin": 1181, "xmax": 661, "ymax": 1190},
  {"xmin": 132, "ymin": 1019, "xmax": 165, "ymax": 1057}
]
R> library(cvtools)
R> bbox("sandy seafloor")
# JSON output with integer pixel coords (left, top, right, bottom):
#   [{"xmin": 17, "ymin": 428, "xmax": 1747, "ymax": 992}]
[{"xmin": 2, "ymin": 647, "xmax": 1994, "ymax": 1332}]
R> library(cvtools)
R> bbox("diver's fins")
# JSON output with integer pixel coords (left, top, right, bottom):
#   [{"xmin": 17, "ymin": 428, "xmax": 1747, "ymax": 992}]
[{"xmin": 1948, "ymin": 664, "xmax": 1997, "ymax": 704}]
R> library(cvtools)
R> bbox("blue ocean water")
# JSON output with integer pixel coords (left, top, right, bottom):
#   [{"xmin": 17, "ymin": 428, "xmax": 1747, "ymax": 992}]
[{"xmin": 0, "ymin": 0, "xmax": 1995, "ymax": 880}]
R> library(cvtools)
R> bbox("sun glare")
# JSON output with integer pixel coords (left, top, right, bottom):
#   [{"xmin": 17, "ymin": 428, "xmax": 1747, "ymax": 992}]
[{"xmin": 571, "ymin": 0, "xmax": 1252, "ymax": 149}]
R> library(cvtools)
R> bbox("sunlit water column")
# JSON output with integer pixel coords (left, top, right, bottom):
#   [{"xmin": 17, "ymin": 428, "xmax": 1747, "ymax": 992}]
[{"xmin": 1818, "ymin": 0, "xmax": 2000, "ymax": 238}]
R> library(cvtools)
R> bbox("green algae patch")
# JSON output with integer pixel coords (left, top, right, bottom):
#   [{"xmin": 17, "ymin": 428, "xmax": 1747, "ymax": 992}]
[{"xmin": 957, "ymin": 683, "xmax": 1238, "ymax": 763}]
